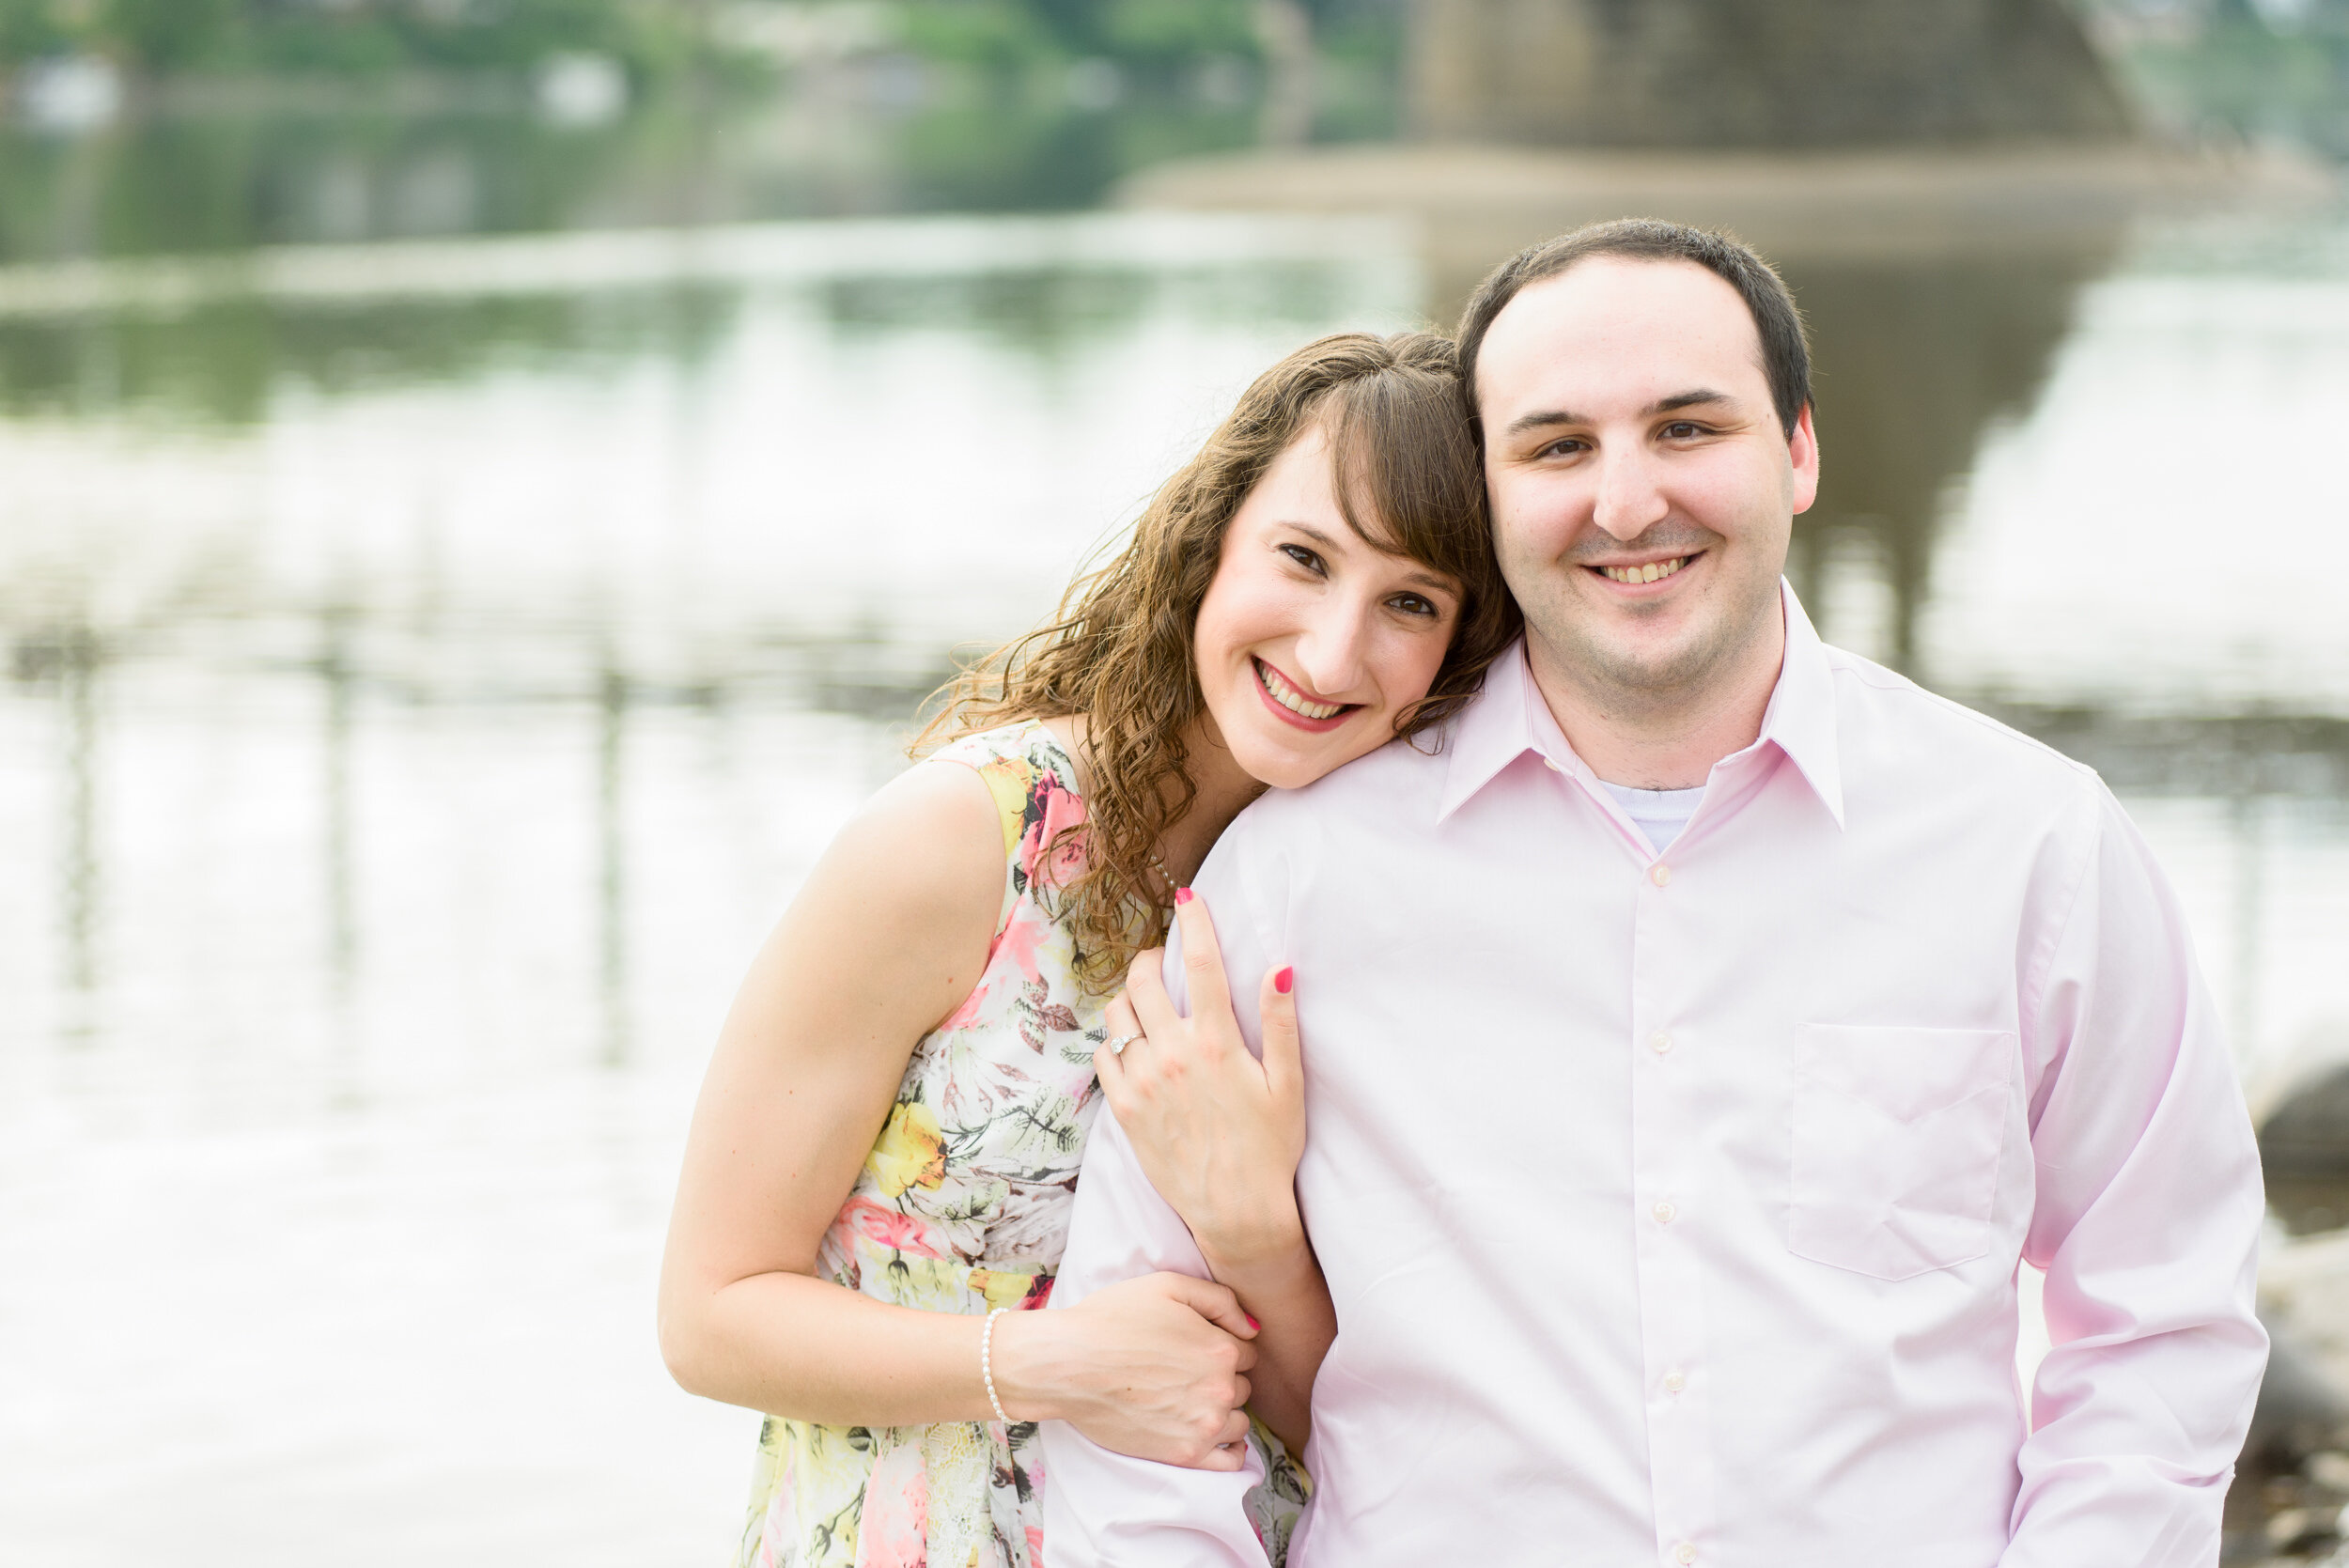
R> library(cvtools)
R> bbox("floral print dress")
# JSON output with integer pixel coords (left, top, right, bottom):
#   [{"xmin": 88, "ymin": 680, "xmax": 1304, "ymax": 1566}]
[{"xmin": 730, "ymin": 722, "xmax": 1307, "ymax": 1568}]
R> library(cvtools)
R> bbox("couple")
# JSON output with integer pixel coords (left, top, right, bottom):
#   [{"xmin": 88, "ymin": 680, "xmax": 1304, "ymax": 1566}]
[{"xmin": 660, "ymin": 220, "xmax": 2267, "ymax": 1567}]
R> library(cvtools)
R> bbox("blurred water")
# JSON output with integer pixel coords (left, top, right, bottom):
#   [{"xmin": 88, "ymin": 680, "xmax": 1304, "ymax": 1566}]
[{"xmin": 3, "ymin": 199, "xmax": 2349, "ymax": 1563}]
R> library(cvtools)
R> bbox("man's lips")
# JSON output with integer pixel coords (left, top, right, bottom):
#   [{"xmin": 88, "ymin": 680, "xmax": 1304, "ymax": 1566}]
[
  {"xmin": 1252, "ymin": 658, "xmax": 1359, "ymax": 733},
  {"xmin": 1586, "ymin": 551, "xmax": 1700, "ymax": 589}
]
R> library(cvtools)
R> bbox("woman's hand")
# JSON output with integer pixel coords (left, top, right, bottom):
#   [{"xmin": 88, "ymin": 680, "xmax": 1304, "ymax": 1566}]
[
  {"xmin": 1096, "ymin": 888, "xmax": 1306, "ymax": 1275},
  {"xmin": 990, "ymin": 1272, "xmax": 1259, "ymax": 1470}
]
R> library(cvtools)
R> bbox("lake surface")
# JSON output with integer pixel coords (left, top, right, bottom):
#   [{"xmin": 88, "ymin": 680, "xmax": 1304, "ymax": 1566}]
[{"xmin": 3, "ymin": 173, "xmax": 2348, "ymax": 1560}]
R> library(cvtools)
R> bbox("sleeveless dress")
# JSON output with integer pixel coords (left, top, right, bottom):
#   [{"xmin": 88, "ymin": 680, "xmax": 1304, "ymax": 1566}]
[{"xmin": 730, "ymin": 722, "xmax": 1309, "ymax": 1568}]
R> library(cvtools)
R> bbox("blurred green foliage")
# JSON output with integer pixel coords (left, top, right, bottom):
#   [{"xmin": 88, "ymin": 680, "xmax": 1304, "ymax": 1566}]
[
  {"xmin": 0, "ymin": 0, "xmax": 693, "ymax": 76},
  {"xmin": 2082, "ymin": 0, "xmax": 2349, "ymax": 157}
]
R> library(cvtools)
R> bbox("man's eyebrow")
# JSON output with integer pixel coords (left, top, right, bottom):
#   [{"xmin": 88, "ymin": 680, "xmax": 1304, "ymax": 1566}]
[
  {"xmin": 1501, "ymin": 389, "xmax": 1736, "ymax": 438},
  {"xmin": 1649, "ymin": 388, "xmax": 1735, "ymax": 414}
]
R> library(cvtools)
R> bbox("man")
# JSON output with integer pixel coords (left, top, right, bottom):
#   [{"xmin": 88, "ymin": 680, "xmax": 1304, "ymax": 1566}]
[{"xmin": 1039, "ymin": 220, "xmax": 2266, "ymax": 1566}]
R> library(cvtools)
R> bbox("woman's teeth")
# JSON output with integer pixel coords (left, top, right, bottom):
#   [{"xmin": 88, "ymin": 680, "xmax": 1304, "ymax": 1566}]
[
  {"xmin": 1600, "ymin": 556, "xmax": 1688, "ymax": 585},
  {"xmin": 1257, "ymin": 660, "xmax": 1346, "ymax": 721}
]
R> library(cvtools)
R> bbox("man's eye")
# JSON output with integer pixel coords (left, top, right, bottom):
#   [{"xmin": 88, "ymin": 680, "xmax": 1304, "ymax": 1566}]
[
  {"xmin": 1663, "ymin": 421, "xmax": 1703, "ymax": 439},
  {"xmin": 1537, "ymin": 439, "xmax": 1585, "ymax": 458}
]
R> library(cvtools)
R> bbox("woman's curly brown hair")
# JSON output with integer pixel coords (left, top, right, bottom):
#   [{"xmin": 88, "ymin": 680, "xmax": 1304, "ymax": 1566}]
[{"xmin": 917, "ymin": 329, "xmax": 1519, "ymax": 992}]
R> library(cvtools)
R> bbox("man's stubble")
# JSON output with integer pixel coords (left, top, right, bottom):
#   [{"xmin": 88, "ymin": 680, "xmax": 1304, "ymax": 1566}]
[{"xmin": 1504, "ymin": 526, "xmax": 1787, "ymax": 729}]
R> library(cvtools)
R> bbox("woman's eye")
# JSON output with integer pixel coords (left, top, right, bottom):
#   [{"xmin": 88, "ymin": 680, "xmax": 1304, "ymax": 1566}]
[
  {"xmin": 1390, "ymin": 594, "xmax": 1439, "ymax": 618},
  {"xmin": 1280, "ymin": 544, "xmax": 1328, "ymax": 574}
]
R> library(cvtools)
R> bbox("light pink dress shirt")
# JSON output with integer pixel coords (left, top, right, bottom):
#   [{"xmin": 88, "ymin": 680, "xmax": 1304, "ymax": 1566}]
[{"xmin": 1040, "ymin": 585, "xmax": 2266, "ymax": 1568}]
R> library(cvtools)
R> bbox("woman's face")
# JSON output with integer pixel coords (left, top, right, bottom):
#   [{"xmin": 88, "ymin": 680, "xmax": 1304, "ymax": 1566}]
[{"xmin": 1192, "ymin": 424, "xmax": 1465, "ymax": 791}]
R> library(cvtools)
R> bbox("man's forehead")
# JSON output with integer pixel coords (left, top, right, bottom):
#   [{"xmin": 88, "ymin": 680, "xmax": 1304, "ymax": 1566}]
[{"xmin": 1477, "ymin": 256, "xmax": 1766, "ymax": 411}]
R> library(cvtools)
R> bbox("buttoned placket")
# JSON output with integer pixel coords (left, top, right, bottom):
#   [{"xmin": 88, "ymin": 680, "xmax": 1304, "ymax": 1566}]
[
  {"xmin": 1627, "ymin": 820, "xmax": 1716, "ymax": 1568},
  {"xmin": 1541, "ymin": 738, "xmax": 1722, "ymax": 1566}
]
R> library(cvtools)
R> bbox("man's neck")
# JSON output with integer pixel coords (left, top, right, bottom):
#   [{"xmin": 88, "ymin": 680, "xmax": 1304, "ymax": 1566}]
[{"xmin": 1527, "ymin": 619, "xmax": 1787, "ymax": 792}]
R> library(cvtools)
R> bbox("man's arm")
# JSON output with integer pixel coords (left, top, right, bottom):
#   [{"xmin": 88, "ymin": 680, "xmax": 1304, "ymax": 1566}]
[
  {"xmin": 2006, "ymin": 788, "xmax": 2268, "ymax": 1567},
  {"xmin": 1040, "ymin": 854, "xmax": 1280, "ymax": 1567}
]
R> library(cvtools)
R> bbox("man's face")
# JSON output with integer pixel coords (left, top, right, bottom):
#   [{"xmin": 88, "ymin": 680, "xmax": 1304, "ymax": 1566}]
[{"xmin": 1476, "ymin": 256, "xmax": 1818, "ymax": 713}]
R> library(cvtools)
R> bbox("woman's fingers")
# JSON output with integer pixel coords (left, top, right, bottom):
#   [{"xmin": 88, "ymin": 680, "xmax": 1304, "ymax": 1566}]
[
  {"xmin": 1258, "ymin": 963, "xmax": 1302, "ymax": 1109},
  {"xmin": 1152, "ymin": 1271, "xmax": 1256, "ymax": 1340},
  {"xmin": 1092, "ymin": 1030, "xmax": 1129, "ymax": 1108},
  {"xmin": 1214, "ymin": 1407, "xmax": 1253, "ymax": 1450},
  {"xmin": 1123, "ymin": 945, "xmax": 1181, "ymax": 1043},
  {"xmin": 1172, "ymin": 889, "xmax": 1235, "ymax": 1026},
  {"xmin": 1092, "ymin": 992, "xmax": 1144, "ymax": 1107}
]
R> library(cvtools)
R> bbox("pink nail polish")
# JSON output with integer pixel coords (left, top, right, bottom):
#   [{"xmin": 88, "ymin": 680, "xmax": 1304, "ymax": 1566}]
[
  {"xmin": 1245, "ymin": 1313, "xmax": 1261, "ymax": 1331},
  {"xmin": 1274, "ymin": 967, "xmax": 1294, "ymax": 995},
  {"xmin": 1174, "ymin": 886, "xmax": 1193, "ymax": 906}
]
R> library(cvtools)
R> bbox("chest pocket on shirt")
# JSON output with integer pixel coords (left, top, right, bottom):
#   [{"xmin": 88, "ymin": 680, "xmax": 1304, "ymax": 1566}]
[{"xmin": 1787, "ymin": 1024, "xmax": 2015, "ymax": 1281}]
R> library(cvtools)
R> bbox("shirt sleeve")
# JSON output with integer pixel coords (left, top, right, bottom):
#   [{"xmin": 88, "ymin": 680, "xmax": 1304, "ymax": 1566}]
[
  {"xmin": 2005, "ymin": 786, "xmax": 2269, "ymax": 1567},
  {"xmin": 1038, "ymin": 846, "xmax": 1279, "ymax": 1568}
]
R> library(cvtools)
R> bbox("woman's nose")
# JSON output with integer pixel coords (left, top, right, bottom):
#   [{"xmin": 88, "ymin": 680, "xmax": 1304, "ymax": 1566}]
[
  {"xmin": 1291, "ymin": 601, "xmax": 1372, "ymax": 697},
  {"xmin": 1592, "ymin": 445, "xmax": 1670, "ymax": 540}
]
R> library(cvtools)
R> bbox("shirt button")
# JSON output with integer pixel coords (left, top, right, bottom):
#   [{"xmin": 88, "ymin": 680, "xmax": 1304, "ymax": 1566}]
[
  {"xmin": 1544, "ymin": 757, "xmax": 1563, "ymax": 771},
  {"xmin": 1663, "ymin": 1369, "xmax": 1687, "ymax": 1394},
  {"xmin": 1675, "ymin": 1545, "xmax": 1697, "ymax": 1565},
  {"xmin": 1652, "ymin": 1200, "xmax": 1676, "ymax": 1225},
  {"xmin": 1648, "ymin": 1031, "xmax": 1672, "ymax": 1055},
  {"xmin": 1650, "ymin": 862, "xmax": 1672, "ymax": 887}
]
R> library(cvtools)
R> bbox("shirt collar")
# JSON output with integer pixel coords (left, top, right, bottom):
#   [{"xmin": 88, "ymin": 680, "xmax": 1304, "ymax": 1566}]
[{"xmin": 1437, "ymin": 579, "xmax": 1844, "ymax": 828}]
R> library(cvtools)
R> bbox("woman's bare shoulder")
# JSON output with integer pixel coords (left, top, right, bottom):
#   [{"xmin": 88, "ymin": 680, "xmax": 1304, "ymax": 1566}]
[{"xmin": 815, "ymin": 753, "xmax": 1008, "ymax": 934}]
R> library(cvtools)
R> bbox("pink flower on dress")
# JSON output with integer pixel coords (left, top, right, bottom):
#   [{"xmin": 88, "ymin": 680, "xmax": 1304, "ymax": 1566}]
[
  {"xmin": 854, "ymin": 1444, "xmax": 930, "ymax": 1567},
  {"xmin": 988, "ymin": 909, "xmax": 1047, "ymax": 984},
  {"xmin": 1018, "ymin": 782, "xmax": 1088, "ymax": 892},
  {"xmin": 938, "ymin": 979, "xmax": 991, "ymax": 1034},
  {"xmin": 1025, "ymin": 1524, "xmax": 1047, "ymax": 1564},
  {"xmin": 840, "ymin": 1197, "xmax": 945, "ymax": 1260}
]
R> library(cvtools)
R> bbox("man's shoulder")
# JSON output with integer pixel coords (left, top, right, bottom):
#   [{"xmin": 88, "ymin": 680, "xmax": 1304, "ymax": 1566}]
[
  {"xmin": 1824, "ymin": 644, "xmax": 2106, "ymax": 816},
  {"xmin": 1235, "ymin": 723, "xmax": 1455, "ymax": 834}
]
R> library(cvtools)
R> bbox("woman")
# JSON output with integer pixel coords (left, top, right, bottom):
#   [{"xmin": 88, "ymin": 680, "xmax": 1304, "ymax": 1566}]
[{"xmin": 659, "ymin": 330, "xmax": 1517, "ymax": 1568}]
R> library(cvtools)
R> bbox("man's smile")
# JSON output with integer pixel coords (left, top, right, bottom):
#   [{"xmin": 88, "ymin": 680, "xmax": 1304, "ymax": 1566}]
[
  {"xmin": 1594, "ymin": 555, "xmax": 1691, "ymax": 586},
  {"xmin": 1584, "ymin": 550, "xmax": 1703, "ymax": 590}
]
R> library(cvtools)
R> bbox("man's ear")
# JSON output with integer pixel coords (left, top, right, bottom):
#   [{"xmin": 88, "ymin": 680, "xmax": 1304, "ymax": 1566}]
[{"xmin": 1787, "ymin": 404, "xmax": 1821, "ymax": 517}]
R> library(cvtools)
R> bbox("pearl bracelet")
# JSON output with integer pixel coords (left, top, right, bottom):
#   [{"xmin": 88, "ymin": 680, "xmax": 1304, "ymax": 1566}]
[{"xmin": 980, "ymin": 1307, "xmax": 1012, "ymax": 1425}]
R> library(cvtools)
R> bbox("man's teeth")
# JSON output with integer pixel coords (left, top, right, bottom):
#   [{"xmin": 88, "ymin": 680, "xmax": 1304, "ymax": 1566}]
[
  {"xmin": 1258, "ymin": 661, "xmax": 1346, "ymax": 721},
  {"xmin": 1600, "ymin": 556, "xmax": 1689, "ymax": 585}
]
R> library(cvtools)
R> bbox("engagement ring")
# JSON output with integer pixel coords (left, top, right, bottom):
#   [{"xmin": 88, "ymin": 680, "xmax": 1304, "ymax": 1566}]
[{"xmin": 1104, "ymin": 1032, "xmax": 1143, "ymax": 1055}]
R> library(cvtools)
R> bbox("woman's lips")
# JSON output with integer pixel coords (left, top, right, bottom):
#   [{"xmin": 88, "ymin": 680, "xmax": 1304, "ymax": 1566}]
[{"xmin": 1252, "ymin": 658, "xmax": 1358, "ymax": 733}]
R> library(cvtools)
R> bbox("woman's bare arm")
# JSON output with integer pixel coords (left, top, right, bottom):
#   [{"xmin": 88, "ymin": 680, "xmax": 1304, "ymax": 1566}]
[{"xmin": 657, "ymin": 761, "xmax": 1261, "ymax": 1466}]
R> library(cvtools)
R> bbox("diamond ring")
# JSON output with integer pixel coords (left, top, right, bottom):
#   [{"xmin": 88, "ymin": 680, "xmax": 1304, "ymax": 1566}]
[{"xmin": 1104, "ymin": 1032, "xmax": 1143, "ymax": 1056}]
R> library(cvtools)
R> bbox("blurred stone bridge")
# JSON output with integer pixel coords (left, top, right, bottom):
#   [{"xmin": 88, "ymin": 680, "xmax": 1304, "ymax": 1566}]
[{"xmin": 1407, "ymin": 0, "xmax": 2133, "ymax": 147}]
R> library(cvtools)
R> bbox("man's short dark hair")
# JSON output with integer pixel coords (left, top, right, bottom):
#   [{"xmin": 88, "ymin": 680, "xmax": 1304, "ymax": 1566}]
[{"xmin": 1455, "ymin": 219, "xmax": 1812, "ymax": 439}]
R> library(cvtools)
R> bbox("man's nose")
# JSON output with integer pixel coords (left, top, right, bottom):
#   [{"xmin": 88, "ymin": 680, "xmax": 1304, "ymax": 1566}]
[{"xmin": 1592, "ymin": 444, "xmax": 1670, "ymax": 541}]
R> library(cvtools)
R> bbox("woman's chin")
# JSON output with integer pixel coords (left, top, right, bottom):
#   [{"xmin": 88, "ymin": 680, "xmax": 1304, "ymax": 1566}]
[{"xmin": 1227, "ymin": 722, "xmax": 1381, "ymax": 793}]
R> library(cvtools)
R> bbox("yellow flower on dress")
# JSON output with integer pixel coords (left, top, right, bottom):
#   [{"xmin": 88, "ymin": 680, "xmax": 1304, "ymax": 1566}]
[
  {"xmin": 966, "ymin": 1268, "xmax": 1043, "ymax": 1312},
  {"xmin": 866, "ymin": 1101, "xmax": 946, "ymax": 1196}
]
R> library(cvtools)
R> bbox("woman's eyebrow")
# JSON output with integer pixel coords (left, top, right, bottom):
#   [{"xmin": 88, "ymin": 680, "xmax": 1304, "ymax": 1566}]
[{"xmin": 1282, "ymin": 522, "xmax": 1455, "ymax": 595}]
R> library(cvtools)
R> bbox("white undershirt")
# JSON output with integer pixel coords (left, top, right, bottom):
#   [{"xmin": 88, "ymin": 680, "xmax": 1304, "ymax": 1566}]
[{"xmin": 1599, "ymin": 780, "xmax": 1705, "ymax": 854}]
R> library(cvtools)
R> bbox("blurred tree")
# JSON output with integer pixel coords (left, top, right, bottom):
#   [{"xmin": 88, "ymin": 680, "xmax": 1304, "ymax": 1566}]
[
  {"xmin": 101, "ymin": 0, "xmax": 241, "ymax": 69},
  {"xmin": 0, "ymin": 0, "xmax": 72, "ymax": 59}
]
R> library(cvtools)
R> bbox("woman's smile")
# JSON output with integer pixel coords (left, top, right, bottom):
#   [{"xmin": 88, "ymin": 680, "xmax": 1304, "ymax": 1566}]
[{"xmin": 1252, "ymin": 657, "xmax": 1360, "ymax": 732}]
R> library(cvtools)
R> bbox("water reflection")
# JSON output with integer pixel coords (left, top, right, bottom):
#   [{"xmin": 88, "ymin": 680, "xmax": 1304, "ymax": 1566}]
[
  {"xmin": 598, "ymin": 661, "xmax": 631, "ymax": 1070},
  {"xmin": 1789, "ymin": 244, "xmax": 2121, "ymax": 677},
  {"xmin": 0, "ymin": 93, "xmax": 1267, "ymax": 267}
]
